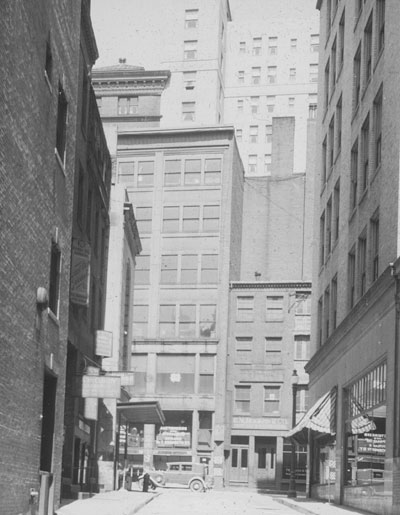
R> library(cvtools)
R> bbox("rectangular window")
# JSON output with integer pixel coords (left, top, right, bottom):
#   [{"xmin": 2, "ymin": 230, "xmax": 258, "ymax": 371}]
[
  {"xmin": 310, "ymin": 34, "xmax": 319, "ymax": 52},
  {"xmin": 199, "ymin": 305, "xmax": 216, "ymax": 338},
  {"xmin": 350, "ymin": 140, "xmax": 358, "ymax": 211},
  {"xmin": 376, "ymin": 0, "xmax": 385, "ymax": 54},
  {"xmin": 181, "ymin": 254, "xmax": 198, "ymax": 284},
  {"xmin": 291, "ymin": 38, "xmax": 297, "ymax": 49},
  {"xmin": 238, "ymin": 70, "xmax": 245, "ymax": 84},
  {"xmin": 237, "ymin": 99, "xmax": 244, "ymax": 112},
  {"xmin": 266, "ymin": 96, "xmax": 275, "ymax": 113},
  {"xmin": 265, "ymin": 337, "xmax": 282, "ymax": 365},
  {"xmin": 236, "ymin": 129, "xmax": 242, "ymax": 141},
  {"xmin": 135, "ymin": 206, "xmax": 152, "ymax": 233},
  {"xmin": 358, "ymin": 232, "xmax": 367, "ymax": 297},
  {"xmin": 251, "ymin": 96, "xmax": 260, "ymax": 114},
  {"xmin": 235, "ymin": 386, "xmax": 251, "ymax": 413},
  {"xmin": 322, "ymin": 138, "xmax": 327, "ymax": 184},
  {"xmin": 184, "ymin": 159, "xmax": 201, "ymax": 185},
  {"xmin": 204, "ymin": 158, "xmax": 221, "ymax": 185},
  {"xmin": 159, "ymin": 304, "xmax": 176, "ymax": 338},
  {"xmin": 201, "ymin": 254, "xmax": 218, "ymax": 283},
  {"xmin": 374, "ymin": 87, "xmax": 383, "ymax": 170},
  {"xmin": 183, "ymin": 71, "xmax": 196, "ymax": 90},
  {"xmin": 156, "ymin": 354, "xmax": 195, "ymax": 394},
  {"xmin": 348, "ymin": 247, "xmax": 356, "ymax": 309},
  {"xmin": 49, "ymin": 242, "xmax": 61, "ymax": 316},
  {"xmin": 265, "ymin": 125, "xmax": 272, "ymax": 144},
  {"xmin": 267, "ymin": 66, "xmax": 277, "ymax": 84},
  {"xmin": 252, "ymin": 37, "xmax": 262, "ymax": 55},
  {"xmin": 252, "ymin": 67, "xmax": 261, "ymax": 85},
  {"xmin": 164, "ymin": 159, "xmax": 181, "ymax": 186},
  {"xmin": 135, "ymin": 254, "xmax": 150, "ymax": 285},
  {"xmin": 182, "ymin": 101, "xmax": 195, "ymax": 121},
  {"xmin": 364, "ymin": 15, "xmax": 373, "ymax": 86},
  {"xmin": 294, "ymin": 293, "xmax": 311, "ymax": 331},
  {"xmin": 199, "ymin": 355, "xmax": 214, "ymax": 393},
  {"xmin": 119, "ymin": 161, "xmax": 134, "ymax": 182},
  {"xmin": 318, "ymin": 297, "xmax": 323, "ymax": 346},
  {"xmin": 185, "ymin": 9, "xmax": 198, "ymax": 28},
  {"xmin": 309, "ymin": 63, "xmax": 318, "ymax": 83},
  {"xmin": 163, "ymin": 206, "xmax": 180, "ymax": 232},
  {"xmin": 264, "ymin": 154, "xmax": 272, "ymax": 175},
  {"xmin": 183, "ymin": 205, "xmax": 200, "ymax": 232},
  {"xmin": 56, "ymin": 84, "xmax": 68, "ymax": 164},
  {"xmin": 288, "ymin": 97, "xmax": 295, "ymax": 109},
  {"xmin": 333, "ymin": 179, "xmax": 340, "ymax": 243},
  {"xmin": 239, "ymin": 41, "xmax": 246, "ymax": 53},
  {"xmin": 179, "ymin": 304, "xmax": 196, "ymax": 338},
  {"xmin": 353, "ymin": 45, "xmax": 361, "ymax": 109},
  {"xmin": 326, "ymin": 197, "xmax": 332, "ymax": 256},
  {"xmin": 331, "ymin": 275, "xmax": 338, "ymax": 330},
  {"xmin": 338, "ymin": 11, "xmax": 345, "ymax": 70},
  {"xmin": 289, "ymin": 68, "xmax": 296, "ymax": 82},
  {"xmin": 237, "ymin": 296, "xmax": 254, "ymax": 322},
  {"xmin": 324, "ymin": 286, "xmax": 330, "ymax": 340},
  {"xmin": 117, "ymin": 96, "xmax": 138, "ymax": 115},
  {"xmin": 184, "ymin": 40, "xmax": 197, "ymax": 60},
  {"xmin": 266, "ymin": 295, "xmax": 284, "ymax": 322},
  {"xmin": 248, "ymin": 154, "xmax": 257, "ymax": 174},
  {"xmin": 331, "ymin": 38, "xmax": 337, "ymax": 87},
  {"xmin": 250, "ymin": 125, "xmax": 258, "ymax": 143},
  {"xmin": 264, "ymin": 386, "xmax": 280, "ymax": 414},
  {"xmin": 361, "ymin": 114, "xmax": 370, "ymax": 192},
  {"xmin": 371, "ymin": 212, "xmax": 379, "ymax": 282},
  {"xmin": 137, "ymin": 161, "xmax": 154, "ymax": 187},
  {"xmin": 160, "ymin": 254, "xmax": 178, "ymax": 284},
  {"xmin": 320, "ymin": 211, "xmax": 325, "ymax": 267},
  {"xmin": 202, "ymin": 205, "xmax": 219, "ymax": 232},
  {"xmin": 328, "ymin": 116, "xmax": 335, "ymax": 171},
  {"xmin": 268, "ymin": 37, "xmax": 278, "ymax": 55},
  {"xmin": 294, "ymin": 335, "xmax": 310, "ymax": 361},
  {"xmin": 236, "ymin": 337, "xmax": 252, "ymax": 363},
  {"xmin": 324, "ymin": 60, "xmax": 330, "ymax": 109},
  {"xmin": 130, "ymin": 354, "xmax": 147, "ymax": 394},
  {"xmin": 132, "ymin": 305, "xmax": 148, "ymax": 338},
  {"xmin": 336, "ymin": 96, "xmax": 342, "ymax": 155}
]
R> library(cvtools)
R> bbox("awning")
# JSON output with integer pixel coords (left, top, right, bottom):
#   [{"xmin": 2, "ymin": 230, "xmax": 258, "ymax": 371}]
[
  {"xmin": 287, "ymin": 388, "xmax": 337, "ymax": 445},
  {"xmin": 117, "ymin": 401, "xmax": 165, "ymax": 425}
]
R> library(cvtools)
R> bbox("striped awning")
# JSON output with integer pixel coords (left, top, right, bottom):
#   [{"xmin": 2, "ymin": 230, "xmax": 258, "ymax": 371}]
[{"xmin": 287, "ymin": 388, "xmax": 337, "ymax": 444}]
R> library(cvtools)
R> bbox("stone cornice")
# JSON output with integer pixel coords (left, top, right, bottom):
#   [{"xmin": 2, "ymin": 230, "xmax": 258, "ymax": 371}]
[
  {"xmin": 81, "ymin": 0, "xmax": 99, "ymax": 65},
  {"xmin": 230, "ymin": 281, "xmax": 312, "ymax": 290},
  {"xmin": 123, "ymin": 203, "xmax": 141, "ymax": 257}
]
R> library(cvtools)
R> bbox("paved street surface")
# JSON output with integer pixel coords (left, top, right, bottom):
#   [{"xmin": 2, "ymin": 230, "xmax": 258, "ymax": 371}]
[{"xmin": 138, "ymin": 490, "xmax": 310, "ymax": 515}]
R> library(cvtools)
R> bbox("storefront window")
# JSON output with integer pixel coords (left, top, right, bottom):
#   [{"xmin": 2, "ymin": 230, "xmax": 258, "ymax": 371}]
[
  {"xmin": 282, "ymin": 439, "xmax": 307, "ymax": 481},
  {"xmin": 344, "ymin": 362, "xmax": 386, "ymax": 492},
  {"xmin": 312, "ymin": 435, "xmax": 336, "ymax": 485}
]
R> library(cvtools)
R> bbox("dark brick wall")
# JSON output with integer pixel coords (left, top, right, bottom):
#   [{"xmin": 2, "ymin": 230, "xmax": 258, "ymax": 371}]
[{"xmin": 0, "ymin": 0, "xmax": 81, "ymax": 512}]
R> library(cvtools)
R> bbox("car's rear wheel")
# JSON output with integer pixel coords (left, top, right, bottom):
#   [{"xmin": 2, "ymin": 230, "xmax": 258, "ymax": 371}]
[
  {"xmin": 189, "ymin": 479, "xmax": 204, "ymax": 492},
  {"xmin": 154, "ymin": 474, "xmax": 163, "ymax": 484}
]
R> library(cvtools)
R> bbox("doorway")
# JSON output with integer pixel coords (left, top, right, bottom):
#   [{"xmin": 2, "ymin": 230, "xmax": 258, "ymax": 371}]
[
  {"xmin": 230, "ymin": 436, "xmax": 249, "ymax": 483},
  {"xmin": 255, "ymin": 437, "xmax": 276, "ymax": 488}
]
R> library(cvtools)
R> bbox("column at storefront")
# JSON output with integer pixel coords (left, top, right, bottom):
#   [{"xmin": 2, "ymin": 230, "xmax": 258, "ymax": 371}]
[
  {"xmin": 192, "ymin": 409, "xmax": 199, "ymax": 457},
  {"xmin": 248, "ymin": 435, "xmax": 255, "ymax": 486},
  {"xmin": 276, "ymin": 436, "xmax": 284, "ymax": 490},
  {"xmin": 143, "ymin": 424, "xmax": 155, "ymax": 469}
]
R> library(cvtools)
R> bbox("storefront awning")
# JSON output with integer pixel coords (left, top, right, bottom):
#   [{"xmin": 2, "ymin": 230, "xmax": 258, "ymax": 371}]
[
  {"xmin": 287, "ymin": 388, "xmax": 337, "ymax": 445},
  {"xmin": 117, "ymin": 401, "xmax": 165, "ymax": 425}
]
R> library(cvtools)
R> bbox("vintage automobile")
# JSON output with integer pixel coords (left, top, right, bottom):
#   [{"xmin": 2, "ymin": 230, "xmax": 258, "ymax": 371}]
[{"xmin": 149, "ymin": 462, "xmax": 210, "ymax": 492}]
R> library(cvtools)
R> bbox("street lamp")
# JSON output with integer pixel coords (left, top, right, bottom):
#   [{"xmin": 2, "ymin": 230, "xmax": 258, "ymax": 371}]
[{"xmin": 287, "ymin": 369, "xmax": 299, "ymax": 498}]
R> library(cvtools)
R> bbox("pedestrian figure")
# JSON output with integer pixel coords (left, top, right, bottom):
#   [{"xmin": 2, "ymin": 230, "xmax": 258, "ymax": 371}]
[{"xmin": 142, "ymin": 472, "xmax": 150, "ymax": 492}]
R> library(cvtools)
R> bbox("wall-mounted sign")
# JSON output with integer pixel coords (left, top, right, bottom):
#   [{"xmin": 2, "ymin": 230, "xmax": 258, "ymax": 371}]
[
  {"xmin": 82, "ymin": 375, "xmax": 120, "ymax": 399},
  {"xmin": 95, "ymin": 330, "xmax": 113, "ymax": 357},
  {"xmin": 84, "ymin": 398, "xmax": 98, "ymax": 420},
  {"xmin": 70, "ymin": 239, "xmax": 91, "ymax": 306}
]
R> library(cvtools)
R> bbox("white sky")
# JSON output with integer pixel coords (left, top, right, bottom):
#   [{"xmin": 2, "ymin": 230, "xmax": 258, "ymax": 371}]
[{"xmin": 90, "ymin": 0, "xmax": 319, "ymax": 69}]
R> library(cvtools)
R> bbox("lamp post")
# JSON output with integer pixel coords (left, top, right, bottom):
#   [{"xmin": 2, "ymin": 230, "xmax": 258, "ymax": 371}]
[{"xmin": 287, "ymin": 369, "xmax": 299, "ymax": 498}]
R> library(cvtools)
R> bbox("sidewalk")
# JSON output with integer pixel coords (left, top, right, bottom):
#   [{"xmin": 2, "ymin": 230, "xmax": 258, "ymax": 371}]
[
  {"xmin": 55, "ymin": 489, "xmax": 159, "ymax": 515},
  {"xmin": 276, "ymin": 496, "xmax": 373, "ymax": 515}
]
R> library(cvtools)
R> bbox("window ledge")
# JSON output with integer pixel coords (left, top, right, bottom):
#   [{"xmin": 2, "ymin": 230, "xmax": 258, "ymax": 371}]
[
  {"xmin": 351, "ymin": 103, "xmax": 360, "ymax": 124},
  {"xmin": 371, "ymin": 163, "xmax": 382, "ymax": 185},
  {"xmin": 47, "ymin": 308, "xmax": 60, "ymax": 325},
  {"xmin": 374, "ymin": 47, "xmax": 384, "ymax": 71},
  {"xmin": 358, "ymin": 187, "xmax": 368, "ymax": 206},
  {"xmin": 361, "ymin": 77, "xmax": 371, "ymax": 101},
  {"xmin": 348, "ymin": 206, "xmax": 357, "ymax": 224},
  {"xmin": 336, "ymin": 63, "xmax": 343, "ymax": 82},
  {"xmin": 55, "ymin": 149, "xmax": 66, "ymax": 175}
]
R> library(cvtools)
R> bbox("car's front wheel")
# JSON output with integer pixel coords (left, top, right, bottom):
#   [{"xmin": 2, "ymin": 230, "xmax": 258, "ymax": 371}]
[{"xmin": 189, "ymin": 479, "xmax": 204, "ymax": 492}]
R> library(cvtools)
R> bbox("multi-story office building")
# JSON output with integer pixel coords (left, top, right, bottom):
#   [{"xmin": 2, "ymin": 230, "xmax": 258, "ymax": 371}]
[
  {"xmin": 294, "ymin": 1, "xmax": 400, "ymax": 514},
  {"xmin": 223, "ymin": 0, "xmax": 319, "ymax": 176},
  {"xmin": 112, "ymin": 125, "xmax": 244, "ymax": 488}
]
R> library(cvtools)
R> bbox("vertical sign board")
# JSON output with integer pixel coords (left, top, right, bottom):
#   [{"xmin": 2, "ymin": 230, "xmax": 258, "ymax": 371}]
[
  {"xmin": 95, "ymin": 330, "xmax": 113, "ymax": 357},
  {"xmin": 70, "ymin": 239, "xmax": 91, "ymax": 306}
]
